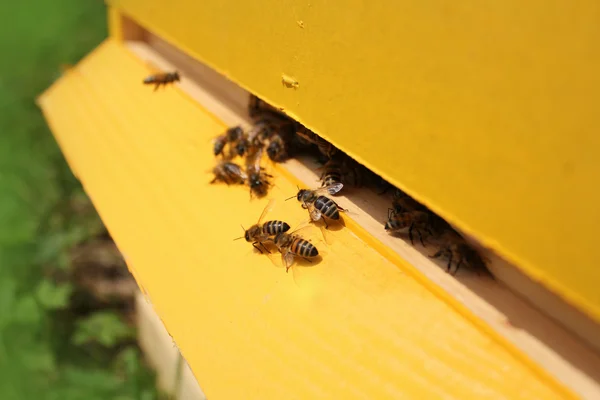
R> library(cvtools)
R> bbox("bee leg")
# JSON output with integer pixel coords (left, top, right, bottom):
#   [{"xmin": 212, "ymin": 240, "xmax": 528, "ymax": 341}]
[
  {"xmin": 446, "ymin": 253, "xmax": 454, "ymax": 273},
  {"xmin": 252, "ymin": 242, "xmax": 264, "ymax": 254},
  {"xmin": 153, "ymin": 82, "xmax": 160, "ymax": 92},
  {"xmin": 331, "ymin": 199, "xmax": 348, "ymax": 212},
  {"xmin": 408, "ymin": 224, "xmax": 415, "ymax": 245},
  {"xmin": 323, "ymin": 218, "xmax": 329, "ymax": 229},
  {"xmin": 452, "ymin": 258, "xmax": 463, "ymax": 276},
  {"xmin": 429, "ymin": 249, "xmax": 443, "ymax": 259},
  {"xmin": 259, "ymin": 243, "xmax": 271, "ymax": 254},
  {"xmin": 301, "ymin": 257, "xmax": 312, "ymax": 263},
  {"xmin": 415, "ymin": 228, "xmax": 426, "ymax": 247}
]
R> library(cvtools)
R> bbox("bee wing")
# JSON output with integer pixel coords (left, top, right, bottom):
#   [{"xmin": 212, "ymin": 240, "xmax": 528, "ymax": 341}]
[
  {"xmin": 317, "ymin": 223, "xmax": 332, "ymax": 245},
  {"xmin": 288, "ymin": 219, "xmax": 314, "ymax": 235},
  {"xmin": 257, "ymin": 198, "xmax": 276, "ymax": 225},
  {"xmin": 266, "ymin": 249, "xmax": 285, "ymax": 269},
  {"xmin": 309, "ymin": 183, "xmax": 344, "ymax": 197},
  {"xmin": 307, "ymin": 203, "xmax": 322, "ymax": 222},
  {"xmin": 283, "ymin": 252, "xmax": 295, "ymax": 272}
]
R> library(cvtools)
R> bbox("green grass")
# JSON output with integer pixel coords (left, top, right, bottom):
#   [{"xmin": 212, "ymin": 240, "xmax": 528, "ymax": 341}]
[{"xmin": 0, "ymin": 1, "xmax": 163, "ymax": 399}]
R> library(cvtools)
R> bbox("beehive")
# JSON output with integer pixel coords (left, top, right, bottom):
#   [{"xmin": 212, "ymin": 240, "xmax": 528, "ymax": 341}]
[{"xmin": 38, "ymin": 2, "xmax": 600, "ymax": 398}]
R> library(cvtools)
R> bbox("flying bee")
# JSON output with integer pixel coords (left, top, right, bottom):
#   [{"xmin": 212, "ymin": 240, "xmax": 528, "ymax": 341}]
[
  {"xmin": 429, "ymin": 230, "xmax": 488, "ymax": 275},
  {"xmin": 273, "ymin": 226, "xmax": 319, "ymax": 273},
  {"xmin": 384, "ymin": 208, "xmax": 439, "ymax": 246},
  {"xmin": 295, "ymin": 128, "xmax": 338, "ymax": 159},
  {"xmin": 213, "ymin": 126, "xmax": 245, "ymax": 157},
  {"xmin": 235, "ymin": 199, "xmax": 290, "ymax": 254},
  {"xmin": 143, "ymin": 71, "xmax": 180, "ymax": 91},
  {"xmin": 210, "ymin": 161, "xmax": 246, "ymax": 185},
  {"xmin": 290, "ymin": 184, "xmax": 346, "ymax": 228}
]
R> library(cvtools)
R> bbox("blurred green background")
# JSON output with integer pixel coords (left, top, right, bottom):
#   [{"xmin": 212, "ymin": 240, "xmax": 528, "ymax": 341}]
[{"xmin": 0, "ymin": 1, "xmax": 163, "ymax": 398}]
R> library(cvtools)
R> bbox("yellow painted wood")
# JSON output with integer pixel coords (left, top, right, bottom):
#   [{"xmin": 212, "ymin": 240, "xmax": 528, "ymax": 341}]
[
  {"xmin": 38, "ymin": 39, "xmax": 574, "ymax": 400},
  {"xmin": 107, "ymin": 0, "xmax": 600, "ymax": 322}
]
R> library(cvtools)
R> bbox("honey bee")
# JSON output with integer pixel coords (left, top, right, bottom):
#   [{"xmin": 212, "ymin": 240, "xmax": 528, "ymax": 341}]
[
  {"xmin": 210, "ymin": 161, "xmax": 246, "ymax": 185},
  {"xmin": 429, "ymin": 230, "xmax": 488, "ymax": 275},
  {"xmin": 213, "ymin": 126, "xmax": 244, "ymax": 157},
  {"xmin": 234, "ymin": 135, "xmax": 251, "ymax": 157},
  {"xmin": 273, "ymin": 225, "xmax": 320, "ymax": 272},
  {"xmin": 143, "ymin": 71, "xmax": 180, "ymax": 91},
  {"xmin": 247, "ymin": 165, "xmax": 273, "ymax": 198},
  {"xmin": 295, "ymin": 127, "xmax": 338, "ymax": 159},
  {"xmin": 266, "ymin": 135, "xmax": 287, "ymax": 162},
  {"xmin": 384, "ymin": 208, "xmax": 437, "ymax": 246},
  {"xmin": 292, "ymin": 184, "xmax": 346, "ymax": 228},
  {"xmin": 265, "ymin": 123, "xmax": 296, "ymax": 163},
  {"xmin": 243, "ymin": 140, "xmax": 273, "ymax": 198},
  {"xmin": 235, "ymin": 199, "xmax": 290, "ymax": 254},
  {"xmin": 391, "ymin": 189, "xmax": 428, "ymax": 213},
  {"xmin": 318, "ymin": 159, "xmax": 344, "ymax": 193}
]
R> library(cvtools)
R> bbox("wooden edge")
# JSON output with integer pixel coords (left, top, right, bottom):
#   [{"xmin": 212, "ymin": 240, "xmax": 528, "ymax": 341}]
[
  {"xmin": 136, "ymin": 293, "xmax": 206, "ymax": 400},
  {"xmin": 120, "ymin": 34, "xmax": 600, "ymax": 398}
]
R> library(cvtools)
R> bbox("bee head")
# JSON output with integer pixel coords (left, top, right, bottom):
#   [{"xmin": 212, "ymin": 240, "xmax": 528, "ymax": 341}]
[
  {"xmin": 227, "ymin": 126, "xmax": 244, "ymax": 142},
  {"xmin": 296, "ymin": 189, "xmax": 308, "ymax": 202},
  {"xmin": 235, "ymin": 139, "xmax": 248, "ymax": 156},
  {"xmin": 266, "ymin": 141, "xmax": 280, "ymax": 159}
]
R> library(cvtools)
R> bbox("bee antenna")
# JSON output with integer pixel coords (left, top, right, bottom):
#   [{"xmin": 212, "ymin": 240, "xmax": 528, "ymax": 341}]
[
  {"xmin": 233, "ymin": 225, "xmax": 246, "ymax": 241},
  {"xmin": 285, "ymin": 195, "xmax": 296, "ymax": 201}
]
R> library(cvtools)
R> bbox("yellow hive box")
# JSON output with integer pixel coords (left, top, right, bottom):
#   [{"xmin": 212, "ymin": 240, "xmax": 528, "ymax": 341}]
[
  {"xmin": 37, "ymin": 1, "xmax": 600, "ymax": 398},
  {"xmin": 108, "ymin": 0, "xmax": 600, "ymax": 322}
]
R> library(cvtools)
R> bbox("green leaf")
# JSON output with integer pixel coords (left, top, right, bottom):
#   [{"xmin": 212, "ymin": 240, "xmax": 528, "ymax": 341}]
[
  {"xmin": 12, "ymin": 295, "xmax": 42, "ymax": 325},
  {"xmin": 114, "ymin": 347, "xmax": 140, "ymax": 377},
  {"xmin": 19, "ymin": 343, "xmax": 56, "ymax": 373},
  {"xmin": 72, "ymin": 311, "xmax": 135, "ymax": 347},
  {"xmin": 35, "ymin": 279, "xmax": 73, "ymax": 310},
  {"xmin": 0, "ymin": 278, "xmax": 17, "ymax": 328}
]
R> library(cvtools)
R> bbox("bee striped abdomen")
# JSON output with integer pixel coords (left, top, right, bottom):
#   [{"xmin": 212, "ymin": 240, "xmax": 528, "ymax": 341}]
[
  {"xmin": 263, "ymin": 220, "xmax": 290, "ymax": 236},
  {"xmin": 314, "ymin": 195, "xmax": 340, "ymax": 219},
  {"xmin": 292, "ymin": 238, "xmax": 318, "ymax": 258},
  {"xmin": 322, "ymin": 169, "xmax": 343, "ymax": 187}
]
